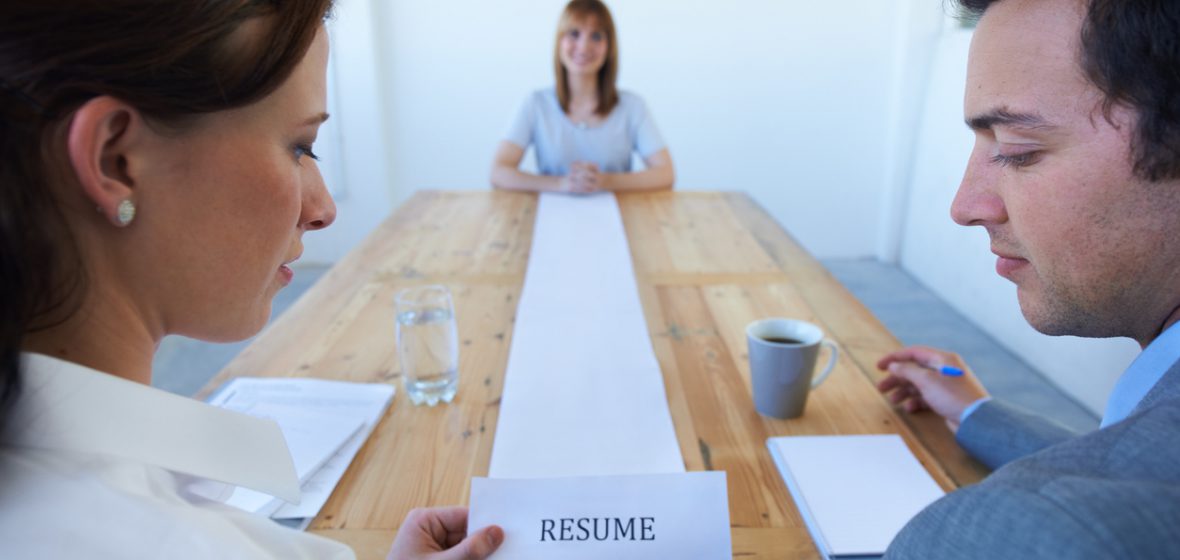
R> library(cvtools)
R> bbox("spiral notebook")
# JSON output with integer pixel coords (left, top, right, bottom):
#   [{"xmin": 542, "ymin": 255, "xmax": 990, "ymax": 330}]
[{"xmin": 767, "ymin": 435, "xmax": 946, "ymax": 559}]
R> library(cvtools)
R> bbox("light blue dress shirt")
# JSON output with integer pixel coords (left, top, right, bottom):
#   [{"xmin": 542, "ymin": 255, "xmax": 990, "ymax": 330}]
[
  {"xmin": 504, "ymin": 88, "xmax": 665, "ymax": 176},
  {"xmin": 959, "ymin": 395, "xmax": 991, "ymax": 425},
  {"xmin": 960, "ymin": 320, "xmax": 1180, "ymax": 428},
  {"xmin": 1101, "ymin": 320, "xmax": 1180, "ymax": 427}
]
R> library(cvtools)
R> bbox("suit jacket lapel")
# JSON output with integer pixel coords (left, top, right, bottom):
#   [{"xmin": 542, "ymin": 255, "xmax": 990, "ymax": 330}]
[{"xmin": 1130, "ymin": 357, "xmax": 1180, "ymax": 415}]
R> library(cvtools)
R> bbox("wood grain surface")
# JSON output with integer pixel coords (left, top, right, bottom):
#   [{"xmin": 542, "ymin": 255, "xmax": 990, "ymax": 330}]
[{"xmin": 201, "ymin": 190, "xmax": 988, "ymax": 559}]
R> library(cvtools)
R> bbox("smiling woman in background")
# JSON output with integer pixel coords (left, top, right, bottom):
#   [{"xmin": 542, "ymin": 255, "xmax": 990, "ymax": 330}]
[
  {"xmin": 490, "ymin": 0, "xmax": 675, "ymax": 193},
  {"xmin": 0, "ymin": 2, "xmax": 500, "ymax": 558}
]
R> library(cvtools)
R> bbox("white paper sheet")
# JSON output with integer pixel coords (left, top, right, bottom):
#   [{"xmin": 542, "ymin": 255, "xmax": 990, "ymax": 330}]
[
  {"xmin": 469, "ymin": 473, "xmax": 731, "ymax": 559},
  {"xmin": 208, "ymin": 377, "xmax": 395, "ymax": 520},
  {"xmin": 767, "ymin": 435, "xmax": 946, "ymax": 558},
  {"xmin": 489, "ymin": 193, "xmax": 684, "ymax": 478}
]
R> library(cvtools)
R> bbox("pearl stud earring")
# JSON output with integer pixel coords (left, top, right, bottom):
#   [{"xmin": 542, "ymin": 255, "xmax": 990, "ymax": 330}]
[{"xmin": 115, "ymin": 199, "xmax": 136, "ymax": 227}]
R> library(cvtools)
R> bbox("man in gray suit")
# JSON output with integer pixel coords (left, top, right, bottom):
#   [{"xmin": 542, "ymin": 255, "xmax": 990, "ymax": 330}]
[{"xmin": 876, "ymin": 0, "xmax": 1180, "ymax": 557}]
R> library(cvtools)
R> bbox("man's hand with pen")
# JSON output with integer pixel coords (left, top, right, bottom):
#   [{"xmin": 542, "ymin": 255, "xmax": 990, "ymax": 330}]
[{"xmin": 876, "ymin": 346, "xmax": 990, "ymax": 433}]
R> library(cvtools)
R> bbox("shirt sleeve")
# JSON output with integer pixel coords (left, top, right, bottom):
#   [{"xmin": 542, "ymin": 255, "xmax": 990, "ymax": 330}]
[
  {"xmin": 504, "ymin": 93, "xmax": 536, "ymax": 149},
  {"xmin": 629, "ymin": 95, "xmax": 666, "ymax": 159},
  {"xmin": 959, "ymin": 396, "xmax": 992, "ymax": 425}
]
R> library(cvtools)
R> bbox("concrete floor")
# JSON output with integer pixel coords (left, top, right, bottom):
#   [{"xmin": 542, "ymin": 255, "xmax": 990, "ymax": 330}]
[{"xmin": 153, "ymin": 259, "xmax": 1098, "ymax": 432}]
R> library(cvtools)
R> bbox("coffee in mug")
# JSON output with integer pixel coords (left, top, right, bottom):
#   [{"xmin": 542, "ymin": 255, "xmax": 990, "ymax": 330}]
[{"xmin": 760, "ymin": 337, "xmax": 804, "ymax": 345}]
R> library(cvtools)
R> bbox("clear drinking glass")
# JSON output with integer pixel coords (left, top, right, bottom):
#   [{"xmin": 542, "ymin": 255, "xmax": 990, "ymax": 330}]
[{"xmin": 395, "ymin": 285, "xmax": 459, "ymax": 406}]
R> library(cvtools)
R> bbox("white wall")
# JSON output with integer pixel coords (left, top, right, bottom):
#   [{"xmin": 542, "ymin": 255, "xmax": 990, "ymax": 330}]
[
  {"xmin": 370, "ymin": 0, "xmax": 914, "ymax": 258},
  {"xmin": 302, "ymin": 0, "xmax": 393, "ymax": 265},
  {"xmin": 877, "ymin": 0, "xmax": 945, "ymax": 261},
  {"xmin": 898, "ymin": 25, "xmax": 1140, "ymax": 414}
]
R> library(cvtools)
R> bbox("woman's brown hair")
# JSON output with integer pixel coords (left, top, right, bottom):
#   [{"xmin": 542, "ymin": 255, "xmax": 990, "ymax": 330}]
[
  {"xmin": 0, "ymin": 0, "xmax": 334, "ymax": 431},
  {"xmin": 553, "ymin": 0, "xmax": 620, "ymax": 117}
]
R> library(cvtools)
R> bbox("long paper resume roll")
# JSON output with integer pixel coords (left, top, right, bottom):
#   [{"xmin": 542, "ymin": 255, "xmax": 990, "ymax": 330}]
[{"xmin": 489, "ymin": 193, "xmax": 684, "ymax": 478}]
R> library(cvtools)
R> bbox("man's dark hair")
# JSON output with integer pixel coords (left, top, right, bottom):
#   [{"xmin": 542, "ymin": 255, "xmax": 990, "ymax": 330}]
[{"xmin": 957, "ymin": 0, "xmax": 1180, "ymax": 182}]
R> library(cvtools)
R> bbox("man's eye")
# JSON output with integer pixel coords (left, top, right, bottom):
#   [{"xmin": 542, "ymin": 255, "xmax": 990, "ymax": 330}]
[{"xmin": 990, "ymin": 151, "xmax": 1039, "ymax": 168}]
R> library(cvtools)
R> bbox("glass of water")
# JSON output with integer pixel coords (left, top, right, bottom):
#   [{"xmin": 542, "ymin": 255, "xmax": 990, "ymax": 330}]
[{"xmin": 395, "ymin": 285, "xmax": 459, "ymax": 406}]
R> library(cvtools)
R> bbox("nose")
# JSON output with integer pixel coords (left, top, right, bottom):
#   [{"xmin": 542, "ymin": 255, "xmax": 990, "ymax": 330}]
[
  {"xmin": 300, "ymin": 166, "xmax": 336, "ymax": 231},
  {"xmin": 576, "ymin": 32, "xmax": 598, "ymax": 52},
  {"xmin": 950, "ymin": 141, "xmax": 1007, "ymax": 227}
]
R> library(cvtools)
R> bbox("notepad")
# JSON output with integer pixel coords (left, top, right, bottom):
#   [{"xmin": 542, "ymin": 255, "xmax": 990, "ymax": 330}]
[
  {"xmin": 208, "ymin": 377, "xmax": 395, "ymax": 526},
  {"xmin": 767, "ymin": 435, "xmax": 945, "ymax": 558}
]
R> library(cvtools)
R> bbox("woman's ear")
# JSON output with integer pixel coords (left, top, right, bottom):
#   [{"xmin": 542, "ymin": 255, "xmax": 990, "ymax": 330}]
[{"xmin": 66, "ymin": 96, "xmax": 145, "ymax": 227}]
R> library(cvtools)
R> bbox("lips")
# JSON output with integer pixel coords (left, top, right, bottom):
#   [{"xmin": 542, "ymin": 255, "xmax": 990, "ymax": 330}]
[
  {"xmin": 278, "ymin": 264, "xmax": 294, "ymax": 286},
  {"xmin": 993, "ymin": 251, "xmax": 1029, "ymax": 279},
  {"xmin": 566, "ymin": 52, "xmax": 599, "ymax": 65},
  {"xmin": 278, "ymin": 251, "xmax": 301, "ymax": 286}
]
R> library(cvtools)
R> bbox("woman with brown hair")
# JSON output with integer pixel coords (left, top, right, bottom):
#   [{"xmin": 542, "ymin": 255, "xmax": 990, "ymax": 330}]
[
  {"xmin": 0, "ymin": 2, "xmax": 500, "ymax": 558},
  {"xmin": 490, "ymin": 0, "xmax": 675, "ymax": 193}
]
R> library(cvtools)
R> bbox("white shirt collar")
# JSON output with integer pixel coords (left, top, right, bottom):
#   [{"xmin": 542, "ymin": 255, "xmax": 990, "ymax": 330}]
[
  {"xmin": 1102, "ymin": 321, "xmax": 1180, "ymax": 428},
  {"xmin": 5, "ymin": 353, "xmax": 301, "ymax": 503}
]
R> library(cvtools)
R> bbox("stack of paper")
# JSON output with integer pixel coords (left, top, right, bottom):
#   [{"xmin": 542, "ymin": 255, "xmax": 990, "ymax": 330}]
[
  {"xmin": 767, "ymin": 435, "xmax": 945, "ymax": 559},
  {"xmin": 208, "ymin": 377, "xmax": 395, "ymax": 529}
]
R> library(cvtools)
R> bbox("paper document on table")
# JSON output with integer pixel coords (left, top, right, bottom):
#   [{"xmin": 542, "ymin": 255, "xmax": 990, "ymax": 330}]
[
  {"xmin": 767, "ymin": 435, "xmax": 945, "ymax": 558},
  {"xmin": 469, "ymin": 473, "xmax": 731, "ymax": 559},
  {"xmin": 215, "ymin": 402, "xmax": 363, "ymax": 514},
  {"xmin": 208, "ymin": 377, "xmax": 395, "ymax": 521},
  {"xmin": 489, "ymin": 193, "xmax": 684, "ymax": 477}
]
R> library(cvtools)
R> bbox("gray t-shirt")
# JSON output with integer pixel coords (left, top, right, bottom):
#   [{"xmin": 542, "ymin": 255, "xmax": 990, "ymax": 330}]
[{"xmin": 505, "ymin": 88, "xmax": 666, "ymax": 176}]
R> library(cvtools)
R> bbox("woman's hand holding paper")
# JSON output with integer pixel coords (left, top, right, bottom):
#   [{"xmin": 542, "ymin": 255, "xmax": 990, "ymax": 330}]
[{"xmin": 387, "ymin": 507, "xmax": 503, "ymax": 560}]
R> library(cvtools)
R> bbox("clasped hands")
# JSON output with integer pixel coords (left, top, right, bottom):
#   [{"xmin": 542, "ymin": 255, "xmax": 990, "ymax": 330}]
[{"xmin": 560, "ymin": 161, "xmax": 606, "ymax": 193}]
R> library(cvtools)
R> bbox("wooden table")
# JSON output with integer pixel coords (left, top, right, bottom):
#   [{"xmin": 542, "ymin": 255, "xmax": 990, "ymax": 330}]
[{"xmin": 201, "ymin": 190, "xmax": 988, "ymax": 559}]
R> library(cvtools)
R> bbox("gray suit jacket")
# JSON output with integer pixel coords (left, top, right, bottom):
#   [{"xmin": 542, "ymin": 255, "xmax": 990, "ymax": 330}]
[{"xmin": 885, "ymin": 359, "xmax": 1180, "ymax": 559}]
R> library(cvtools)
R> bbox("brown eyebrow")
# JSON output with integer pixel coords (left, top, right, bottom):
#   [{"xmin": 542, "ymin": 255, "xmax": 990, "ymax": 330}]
[
  {"xmin": 965, "ymin": 109, "xmax": 1054, "ymax": 132},
  {"xmin": 301, "ymin": 112, "xmax": 330, "ymax": 126}
]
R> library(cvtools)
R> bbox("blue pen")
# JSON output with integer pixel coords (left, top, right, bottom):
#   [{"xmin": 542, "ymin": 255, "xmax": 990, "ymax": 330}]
[{"xmin": 939, "ymin": 365, "xmax": 964, "ymax": 377}]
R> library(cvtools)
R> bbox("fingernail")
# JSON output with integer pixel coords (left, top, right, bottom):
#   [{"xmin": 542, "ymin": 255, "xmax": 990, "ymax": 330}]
[
  {"xmin": 888, "ymin": 363, "xmax": 899, "ymax": 373},
  {"xmin": 487, "ymin": 526, "xmax": 504, "ymax": 547}
]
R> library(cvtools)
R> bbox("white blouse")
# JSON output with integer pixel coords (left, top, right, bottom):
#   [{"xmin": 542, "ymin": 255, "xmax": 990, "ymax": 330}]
[{"xmin": 0, "ymin": 353, "xmax": 354, "ymax": 559}]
